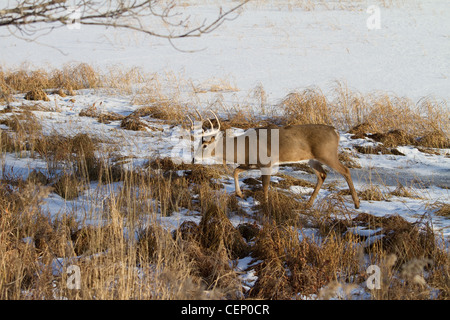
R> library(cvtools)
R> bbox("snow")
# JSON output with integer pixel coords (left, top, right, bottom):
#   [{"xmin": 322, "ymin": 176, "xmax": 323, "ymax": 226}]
[
  {"xmin": 1, "ymin": 0, "xmax": 449, "ymax": 300},
  {"xmin": 1, "ymin": 1, "xmax": 449, "ymax": 105}
]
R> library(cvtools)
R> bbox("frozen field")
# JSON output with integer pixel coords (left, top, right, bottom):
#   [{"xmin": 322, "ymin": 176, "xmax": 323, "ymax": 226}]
[{"xmin": 1, "ymin": 0, "xmax": 450, "ymax": 103}]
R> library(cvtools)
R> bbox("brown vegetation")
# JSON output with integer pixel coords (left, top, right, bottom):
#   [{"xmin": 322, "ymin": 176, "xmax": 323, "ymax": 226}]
[
  {"xmin": 24, "ymin": 88, "xmax": 50, "ymax": 101},
  {"xmin": 1, "ymin": 64, "xmax": 449, "ymax": 300}
]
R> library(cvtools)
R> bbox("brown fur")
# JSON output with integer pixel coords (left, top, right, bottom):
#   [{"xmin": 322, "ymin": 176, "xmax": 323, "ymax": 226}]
[{"xmin": 197, "ymin": 123, "xmax": 360, "ymax": 209}]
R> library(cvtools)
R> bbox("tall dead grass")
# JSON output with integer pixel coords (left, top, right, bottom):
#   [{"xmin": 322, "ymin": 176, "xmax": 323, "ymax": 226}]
[
  {"xmin": 1, "ymin": 145, "xmax": 449, "ymax": 299},
  {"xmin": 3, "ymin": 64, "xmax": 447, "ymax": 150},
  {"xmin": 2, "ymin": 63, "xmax": 100, "ymax": 96},
  {"xmin": 1, "ymin": 64, "xmax": 449, "ymax": 300},
  {"xmin": 278, "ymin": 83, "xmax": 449, "ymax": 149},
  {"xmin": 1, "ymin": 63, "xmax": 154, "ymax": 103}
]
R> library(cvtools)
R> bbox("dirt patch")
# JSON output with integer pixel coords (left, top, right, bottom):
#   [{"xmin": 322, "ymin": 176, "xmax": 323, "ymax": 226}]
[{"xmin": 237, "ymin": 223, "xmax": 260, "ymax": 242}]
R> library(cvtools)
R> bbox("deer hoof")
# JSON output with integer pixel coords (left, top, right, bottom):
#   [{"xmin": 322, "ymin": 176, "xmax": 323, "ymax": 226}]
[{"xmin": 236, "ymin": 192, "xmax": 244, "ymax": 199}]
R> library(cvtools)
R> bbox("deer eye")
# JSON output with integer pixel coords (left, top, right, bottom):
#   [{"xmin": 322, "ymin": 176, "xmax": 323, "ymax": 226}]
[{"xmin": 203, "ymin": 144, "xmax": 207, "ymax": 149}]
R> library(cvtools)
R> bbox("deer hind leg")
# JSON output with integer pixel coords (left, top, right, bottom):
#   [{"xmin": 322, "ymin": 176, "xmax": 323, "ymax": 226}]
[
  {"xmin": 233, "ymin": 166, "xmax": 246, "ymax": 198},
  {"xmin": 307, "ymin": 160, "xmax": 327, "ymax": 207},
  {"xmin": 319, "ymin": 156, "xmax": 360, "ymax": 209}
]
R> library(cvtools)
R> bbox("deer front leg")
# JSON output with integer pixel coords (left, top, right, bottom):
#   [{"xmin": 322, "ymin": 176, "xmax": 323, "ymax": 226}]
[
  {"xmin": 261, "ymin": 166, "xmax": 273, "ymax": 202},
  {"xmin": 261, "ymin": 174, "xmax": 271, "ymax": 202},
  {"xmin": 233, "ymin": 166, "xmax": 246, "ymax": 198},
  {"xmin": 307, "ymin": 160, "xmax": 327, "ymax": 207}
]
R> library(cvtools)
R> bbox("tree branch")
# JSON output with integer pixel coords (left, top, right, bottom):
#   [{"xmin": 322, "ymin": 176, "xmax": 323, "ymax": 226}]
[{"xmin": 0, "ymin": 0, "xmax": 251, "ymax": 40}]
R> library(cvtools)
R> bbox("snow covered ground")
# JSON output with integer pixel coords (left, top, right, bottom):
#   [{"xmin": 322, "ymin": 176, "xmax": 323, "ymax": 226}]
[{"xmin": 1, "ymin": 89, "xmax": 448, "ymax": 237}]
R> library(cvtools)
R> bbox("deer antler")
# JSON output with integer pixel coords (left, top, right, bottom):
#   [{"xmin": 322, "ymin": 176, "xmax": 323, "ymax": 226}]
[
  {"xmin": 188, "ymin": 108, "xmax": 221, "ymax": 137},
  {"xmin": 209, "ymin": 110, "xmax": 221, "ymax": 132},
  {"xmin": 187, "ymin": 115, "xmax": 194, "ymax": 130}
]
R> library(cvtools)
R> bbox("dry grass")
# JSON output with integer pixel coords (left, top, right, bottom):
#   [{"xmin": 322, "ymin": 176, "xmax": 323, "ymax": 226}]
[
  {"xmin": 213, "ymin": 86, "xmax": 447, "ymax": 165},
  {"xmin": 280, "ymin": 88, "xmax": 333, "ymax": 126},
  {"xmin": 357, "ymin": 185, "xmax": 389, "ymax": 202},
  {"xmin": 0, "ymin": 157, "xmax": 241, "ymax": 299},
  {"xmin": 24, "ymin": 88, "xmax": 50, "ymax": 101},
  {"xmin": 79, "ymin": 102, "xmax": 125, "ymax": 124},
  {"xmin": 427, "ymin": 202, "xmax": 450, "ymax": 217},
  {"xmin": 192, "ymin": 77, "xmax": 239, "ymax": 94},
  {"xmin": 353, "ymin": 144, "xmax": 405, "ymax": 156},
  {"xmin": 0, "ymin": 145, "xmax": 448, "ymax": 299},
  {"xmin": 120, "ymin": 114, "xmax": 149, "ymax": 131},
  {"xmin": 389, "ymin": 184, "xmax": 421, "ymax": 199},
  {"xmin": 3, "ymin": 64, "xmax": 448, "ymax": 151},
  {"xmin": 51, "ymin": 63, "xmax": 100, "ymax": 90},
  {"xmin": 249, "ymin": 221, "xmax": 360, "ymax": 299},
  {"xmin": 277, "ymin": 84, "xmax": 449, "ymax": 150},
  {"xmin": 2, "ymin": 63, "xmax": 100, "ymax": 98},
  {"xmin": 353, "ymin": 213, "xmax": 446, "ymax": 266}
]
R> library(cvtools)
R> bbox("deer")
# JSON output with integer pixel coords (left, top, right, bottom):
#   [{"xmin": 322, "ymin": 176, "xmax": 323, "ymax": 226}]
[{"xmin": 188, "ymin": 110, "xmax": 360, "ymax": 209}]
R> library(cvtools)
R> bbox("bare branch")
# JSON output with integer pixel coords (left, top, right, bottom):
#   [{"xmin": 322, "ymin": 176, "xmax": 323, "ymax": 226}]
[{"xmin": 0, "ymin": 0, "xmax": 250, "ymax": 40}]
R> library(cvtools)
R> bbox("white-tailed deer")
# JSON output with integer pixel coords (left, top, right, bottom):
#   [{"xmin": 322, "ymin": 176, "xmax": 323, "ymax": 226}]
[{"xmin": 189, "ymin": 110, "xmax": 360, "ymax": 209}]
